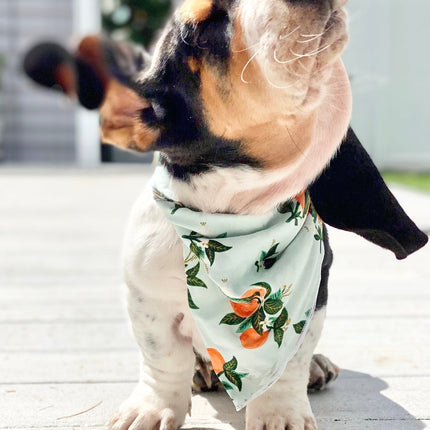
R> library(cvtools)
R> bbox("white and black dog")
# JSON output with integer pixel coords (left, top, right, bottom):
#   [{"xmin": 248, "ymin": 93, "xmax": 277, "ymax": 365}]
[{"xmin": 24, "ymin": 0, "xmax": 427, "ymax": 429}]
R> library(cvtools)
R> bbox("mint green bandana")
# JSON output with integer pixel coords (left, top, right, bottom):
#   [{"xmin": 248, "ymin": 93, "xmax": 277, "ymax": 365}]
[{"xmin": 152, "ymin": 167, "xmax": 325, "ymax": 410}]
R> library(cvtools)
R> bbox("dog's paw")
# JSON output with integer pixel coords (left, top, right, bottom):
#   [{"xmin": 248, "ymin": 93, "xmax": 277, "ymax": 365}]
[
  {"xmin": 246, "ymin": 396, "xmax": 317, "ymax": 430},
  {"xmin": 192, "ymin": 354, "xmax": 223, "ymax": 393},
  {"xmin": 308, "ymin": 353, "xmax": 340, "ymax": 392},
  {"xmin": 108, "ymin": 384, "xmax": 190, "ymax": 430}
]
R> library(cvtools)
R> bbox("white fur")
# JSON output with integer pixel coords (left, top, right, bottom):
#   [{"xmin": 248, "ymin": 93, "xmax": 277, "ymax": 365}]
[{"xmin": 246, "ymin": 309, "xmax": 326, "ymax": 430}]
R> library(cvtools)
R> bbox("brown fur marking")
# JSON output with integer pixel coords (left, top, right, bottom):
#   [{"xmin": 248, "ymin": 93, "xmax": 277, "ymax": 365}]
[
  {"xmin": 199, "ymin": 14, "xmax": 317, "ymax": 169},
  {"xmin": 100, "ymin": 80, "xmax": 159, "ymax": 152},
  {"xmin": 180, "ymin": 0, "xmax": 213, "ymax": 23}
]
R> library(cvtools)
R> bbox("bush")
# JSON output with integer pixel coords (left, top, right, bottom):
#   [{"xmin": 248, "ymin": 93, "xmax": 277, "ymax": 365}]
[{"xmin": 102, "ymin": 0, "xmax": 173, "ymax": 47}]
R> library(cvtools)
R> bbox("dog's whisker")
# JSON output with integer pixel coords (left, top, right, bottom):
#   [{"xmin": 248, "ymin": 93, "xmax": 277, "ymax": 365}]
[
  {"xmin": 297, "ymin": 33, "xmax": 323, "ymax": 44},
  {"xmin": 232, "ymin": 41, "xmax": 262, "ymax": 53},
  {"xmin": 240, "ymin": 46, "xmax": 263, "ymax": 84},
  {"xmin": 298, "ymin": 24, "xmax": 333, "ymax": 43},
  {"xmin": 263, "ymin": 62, "xmax": 302, "ymax": 89},
  {"xmin": 290, "ymin": 44, "xmax": 332, "ymax": 59},
  {"xmin": 297, "ymin": 59, "xmax": 312, "ymax": 73},
  {"xmin": 273, "ymin": 49, "xmax": 301, "ymax": 65},
  {"xmin": 279, "ymin": 25, "xmax": 301, "ymax": 40}
]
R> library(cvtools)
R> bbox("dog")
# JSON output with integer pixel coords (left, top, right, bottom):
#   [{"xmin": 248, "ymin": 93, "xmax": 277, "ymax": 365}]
[{"xmin": 24, "ymin": 0, "xmax": 428, "ymax": 429}]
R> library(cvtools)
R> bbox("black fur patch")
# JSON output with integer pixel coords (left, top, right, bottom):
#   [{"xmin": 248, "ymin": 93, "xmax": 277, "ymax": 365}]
[
  {"xmin": 310, "ymin": 128, "xmax": 428, "ymax": 259},
  {"xmin": 131, "ymin": 18, "xmax": 260, "ymax": 179}
]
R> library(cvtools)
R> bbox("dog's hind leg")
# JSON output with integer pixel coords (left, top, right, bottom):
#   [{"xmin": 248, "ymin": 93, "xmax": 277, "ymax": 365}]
[
  {"xmin": 308, "ymin": 353, "xmax": 339, "ymax": 392},
  {"xmin": 246, "ymin": 226, "xmax": 334, "ymax": 430},
  {"xmin": 246, "ymin": 308, "xmax": 326, "ymax": 430},
  {"xmin": 109, "ymin": 188, "xmax": 195, "ymax": 430},
  {"xmin": 307, "ymin": 225, "xmax": 339, "ymax": 392}
]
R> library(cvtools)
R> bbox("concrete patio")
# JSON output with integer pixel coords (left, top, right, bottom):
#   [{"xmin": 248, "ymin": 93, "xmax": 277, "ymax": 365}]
[{"xmin": 0, "ymin": 166, "xmax": 429, "ymax": 430}]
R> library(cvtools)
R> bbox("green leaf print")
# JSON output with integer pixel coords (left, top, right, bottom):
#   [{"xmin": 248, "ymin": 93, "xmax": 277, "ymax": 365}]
[
  {"xmin": 190, "ymin": 242, "xmax": 204, "ymax": 259},
  {"xmin": 182, "ymin": 231, "xmax": 204, "ymax": 241},
  {"xmin": 251, "ymin": 282, "xmax": 272, "ymax": 297},
  {"xmin": 222, "ymin": 381, "xmax": 233, "ymax": 390},
  {"xmin": 255, "ymin": 242, "xmax": 280, "ymax": 272},
  {"xmin": 208, "ymin": 240, "xmax": 232, "ymax": 253},
  {"xmin": 229, "ymin": 295, "xmax": 257, "ymax": 304},
  {"xmin": 252, "ymin": 307, "xmax": 265, "ymax": 335},
  {"xmin": 277, "ymin": 200, "xmax": 294, "ymax": 214},
  {"xmin": 274, "ymin": 328, "xmax": 285, "ymax": 347},
  {"xmin": 266, "ymin": 243, "xmax": 279, "ymax": 258},
  {"xmin": 293, "ymin": 320, "xmax": 306, "ymax": 334},
  {"xmin": 188, "ymin": 290, "xmax": 199, "ymax": 309},
  {"xmin": 205, "ymin": 247, "xmax": 215, "ymax": 266},
  {"xmin": 225, "ymin": 370, "xmax": 243, "ymax": 391},
  {"xmin": 314, "ymin": 225, "xmax": 324, "ymax": 252},
  {"xmin": 270, "ymin": 289, "xmax": 283, "ymax": 302},
  {"xmin": 264, "ymin": 298, "xmax": 283, "ymax": 315},
  {"xmin": 236, "ymin": 317, "xmax": 253, "ymax": 334},
  {"xmin": 274, "ymin": 308, "xmax": 289, "ymax": 329},
  {"xmin": 278, "ymin": 200, "xmax": 303, "ymax": 225},
  {"xmin": 171, "ymin": 203, "xmax": 185, "ymax": 215},
  {"xmin": 223, "ymin": 356, "xmax": 238, "ymax": 372},
  {"xmin": 220, "ymin": 313, "xmax": 246, "ymax": 325},
  {"xmin": 187, "ymin": 276, "xmax": 207, "ymax": 288},
  {"xmin": 186, "ymin": 262, "xmax": 200, "ymax": 278}
]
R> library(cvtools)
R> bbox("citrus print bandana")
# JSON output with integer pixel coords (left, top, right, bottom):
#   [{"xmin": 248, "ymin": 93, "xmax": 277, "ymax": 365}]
[{"xmin": 152, "ymin": 167, "xmax": 325, "ymax": 410}]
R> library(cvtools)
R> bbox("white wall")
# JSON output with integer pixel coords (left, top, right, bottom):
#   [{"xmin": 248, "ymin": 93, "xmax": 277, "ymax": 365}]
[
  {"xmin": 343, "ymin": 0, "xmax": 430, "ymax": 171},
  {"xmin": 73, "ymin": 0, "xmax": 102, "ymax": 167}
]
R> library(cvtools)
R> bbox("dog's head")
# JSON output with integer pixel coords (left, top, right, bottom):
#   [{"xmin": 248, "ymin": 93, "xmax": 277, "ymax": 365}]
[
  {"xmin": 23, "ymin": 1, "xmax": 429, "ymax": 258},
  {"xmin": 24, "ymin": 0, "xmax": 351, "ymax": 177}
]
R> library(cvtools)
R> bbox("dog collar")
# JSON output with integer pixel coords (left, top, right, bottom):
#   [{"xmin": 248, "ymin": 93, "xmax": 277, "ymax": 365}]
[{"xmin": 152, "ymin": 166, "xmax": 325, "ymax": 410}]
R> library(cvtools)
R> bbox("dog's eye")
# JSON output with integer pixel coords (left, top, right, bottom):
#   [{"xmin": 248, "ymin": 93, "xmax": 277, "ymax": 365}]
[{"xmin": 140, "ymin": 102, "xmax": 167, "ymax": 126}]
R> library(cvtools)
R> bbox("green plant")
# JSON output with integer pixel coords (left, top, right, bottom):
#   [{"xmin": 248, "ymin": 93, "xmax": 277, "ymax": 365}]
[
  {"xmin": 102, "ymin": 0, "xmax": 173, "ymax": 48},
  {"xmin": 383, "ymin": 172, "xmax": 430, "ymax": 193}
]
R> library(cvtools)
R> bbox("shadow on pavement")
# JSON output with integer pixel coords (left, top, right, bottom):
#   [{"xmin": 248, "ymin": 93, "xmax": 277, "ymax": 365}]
[
  {"xmin": 311, "ymin": 369, "xmax": 426, "ymax": 429},
  {"xmin": 186, "ymin": 369, "xmax": 425, "ymax": 429}
]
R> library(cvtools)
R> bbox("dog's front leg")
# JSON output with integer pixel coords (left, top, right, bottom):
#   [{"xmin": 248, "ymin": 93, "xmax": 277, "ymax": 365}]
[
  {"xmin": 110, "ymin": 190, "xmax": 195, "ymax": 430},
  {"xmin": 246, "ymin": 308, "xmax": 326, "ymax": 430}
]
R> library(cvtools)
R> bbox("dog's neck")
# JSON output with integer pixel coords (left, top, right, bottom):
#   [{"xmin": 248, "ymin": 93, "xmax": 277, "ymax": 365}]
[{"xmin": 167, "ymin": 61, "xmax": 352, "ymax": 215}]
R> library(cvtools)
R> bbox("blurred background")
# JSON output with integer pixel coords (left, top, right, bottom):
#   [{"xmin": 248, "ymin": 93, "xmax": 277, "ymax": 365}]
[{"xmin": 0, "ymin": 0, "xmax": 429, "ymax": 185}]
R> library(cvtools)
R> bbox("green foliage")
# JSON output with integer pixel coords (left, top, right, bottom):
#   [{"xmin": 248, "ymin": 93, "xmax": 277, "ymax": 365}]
[
  {"xmin": 102, "ymin": 0, "xmax": 173, "ymax": 47},
  {"xmin": 383, "ymin": 172, "xmax": 430, "ymax": 193}
]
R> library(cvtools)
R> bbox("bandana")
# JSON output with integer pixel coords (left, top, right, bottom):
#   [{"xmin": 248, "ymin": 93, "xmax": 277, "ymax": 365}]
[{"xmin": 152, "ymin": 167, "xmax": 324, "ymax": 410}]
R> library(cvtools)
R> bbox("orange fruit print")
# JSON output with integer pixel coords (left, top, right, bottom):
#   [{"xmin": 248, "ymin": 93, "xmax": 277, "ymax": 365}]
[
  {"xmin": 294, "ymin": 191, "xmax": 308, "ymax": 213},
  {"xmin": 240, "ymin": 328, "xmax": 269, "ymax": 349},
  {"xmin": 207, "ymin": 348, "xmax": 225, "ymax": 374},
  {"xmin": 230, "ymin": 286, "xmax": 267, "ymax": 318}
]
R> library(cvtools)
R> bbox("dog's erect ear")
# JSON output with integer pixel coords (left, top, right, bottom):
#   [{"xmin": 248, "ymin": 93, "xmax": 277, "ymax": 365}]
[
  {"xmin": 23, "ymin": 35, "xmax": 148, "ymax": 109},
  {"xmin": 309, "ymin": 127, "xmax": 428, "ymax": 260},
  {"xmin": 23, "ymin": 36, "xmax": 159, "ymax": 151}
]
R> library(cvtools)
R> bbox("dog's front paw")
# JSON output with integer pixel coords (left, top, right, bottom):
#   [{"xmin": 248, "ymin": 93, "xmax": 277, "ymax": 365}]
[
  {"xmin": 246, "ymin": 396, "xmax": 317, "ymax": 430},
  {"xmin": 109, "ymin": 384, "xmax": 190, "ymax": 430},
  {"xmin": 308, "ymin": 354, "xmax": 339, "ymax": 392}
]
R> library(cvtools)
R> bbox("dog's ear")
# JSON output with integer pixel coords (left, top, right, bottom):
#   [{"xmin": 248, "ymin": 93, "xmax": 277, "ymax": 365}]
[
  {"xmin": 309, "ymin": 127, "xmax": 428, "ymax": 260},
  {"xmin": 23, "ymin": 36, "xmax": 159, "ymax": 151}
]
